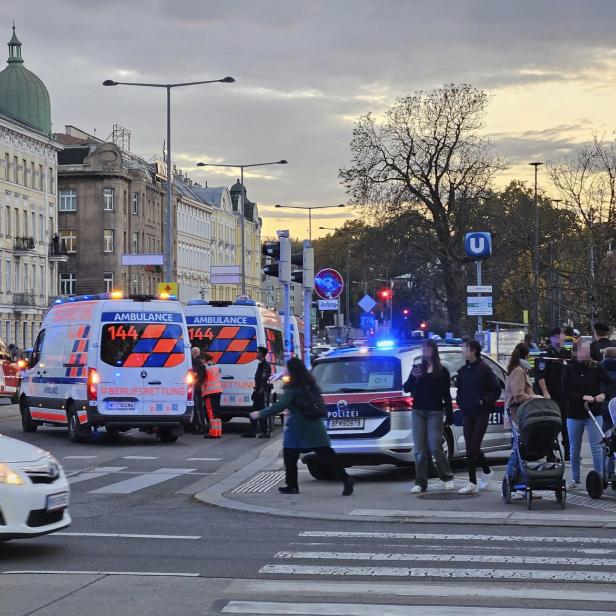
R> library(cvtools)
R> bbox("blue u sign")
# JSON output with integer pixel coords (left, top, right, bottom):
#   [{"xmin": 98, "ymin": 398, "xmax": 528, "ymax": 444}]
[{"xmin": 464, "ymin": 232, "xmax": 492, "ymax": 259}]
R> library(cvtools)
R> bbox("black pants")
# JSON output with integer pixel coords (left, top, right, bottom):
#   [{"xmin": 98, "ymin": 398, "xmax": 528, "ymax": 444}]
[
  {"xmin": 463, "ymin": 413, "xmax": 491, "ymax": 485},
  {"xmin": 204, "ymin": 393, "xmax": 221, "ymax": 422},
  {"xmin": 283, "ymin": 447, "xmax": 348, "ymax": 490},
  {"xmin": 249, "ymin": 391, "xmax": 270, "ymax": 435},
  {"xmin": 192, "ymin": 387, "xmax": 207, "ymax": 433}
]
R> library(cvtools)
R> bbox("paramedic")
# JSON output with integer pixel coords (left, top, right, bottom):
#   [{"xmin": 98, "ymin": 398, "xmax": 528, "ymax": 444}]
[{"xmin": 202, "ymin": 353, "xmax": 223, "ymax": 437}]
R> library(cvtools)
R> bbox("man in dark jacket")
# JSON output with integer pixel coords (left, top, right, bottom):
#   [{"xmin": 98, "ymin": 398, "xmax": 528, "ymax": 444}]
[
  {"xmin": 590, "ymin": 322, "xmax": 615, "ymax": 362},
  {"xmin": 243, "ymin": 346, "xmax": 272, "ymax": 438},
  {"xmin": 190, "ymin": 347, "xmax": 207, "ymax": 433}
]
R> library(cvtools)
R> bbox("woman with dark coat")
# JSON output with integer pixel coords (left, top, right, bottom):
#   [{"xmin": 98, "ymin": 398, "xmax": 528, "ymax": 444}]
[{"xmin": 250, "ymin": 357, "xmax": 354, "ymax": 496}]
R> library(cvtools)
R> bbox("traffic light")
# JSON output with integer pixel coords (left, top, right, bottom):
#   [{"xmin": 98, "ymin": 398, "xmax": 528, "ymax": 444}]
[
  {"xmin": 379, "ymin": 289, "xmax": 391, "ymax": 300},
  {"xmin": 263, "ymin": 263, "xmax": 279, "ymax": 277},
  {"xmin": 402, "ymin": 308, "xmax": 410, "ymax": 319},
  {"xmin": 419, "ymin": 320, "xmax": 428, "ymax": 331},
  {"xmin": 291, "ymin": 270, "xmax": 303, "ymax": 284},
  {"xmin": 262, "ymin": 241, "xmax": 280, "ymax": 259}
]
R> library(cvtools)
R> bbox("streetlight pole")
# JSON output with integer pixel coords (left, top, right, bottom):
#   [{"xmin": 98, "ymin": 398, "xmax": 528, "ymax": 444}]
[
  {"xmin": 197, "ymin": 160, "xmax": 287, "ymax": 295},
  {"xmin": 529, "ymin": 162, "xmax": 543, "ymax": 341},
  {"xmin": 551, "ymin": 198, "xmax": 563, "ymax": 328},
  {"xmin": 275, "ymin": 204, "xmax": 345, "ymax": 243},
  {"xmin": 103, "ymin": 76, "xmax": 235, "ymax": 285}
]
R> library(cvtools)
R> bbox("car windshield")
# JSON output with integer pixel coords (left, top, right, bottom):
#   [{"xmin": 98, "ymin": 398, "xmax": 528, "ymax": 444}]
[{"xmin": 312, "ymin": 356, "xmax": 401, "ymax": 394}]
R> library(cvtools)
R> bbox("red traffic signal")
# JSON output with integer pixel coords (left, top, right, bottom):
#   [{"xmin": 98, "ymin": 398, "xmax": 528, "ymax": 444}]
[
  {"xmin": 379, "ymin": 289, "xmax": 391, "ymax": 300},
  {"xmin": 402, "ymin": 308, "xmax": 410, "ymax": 316},
  {"xmin": 419, "ymin": 321, "xmax": 428, "ymax": 330}
]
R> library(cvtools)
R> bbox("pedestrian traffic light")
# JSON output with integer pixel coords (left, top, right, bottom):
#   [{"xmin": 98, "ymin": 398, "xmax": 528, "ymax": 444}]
[
  {"xmin": 291, "ymin": 270, "xmax": 303, "ymax": 284},
  {"xmin": 262, "ymin": 263, "xmax": 279, "ymax": 277}
]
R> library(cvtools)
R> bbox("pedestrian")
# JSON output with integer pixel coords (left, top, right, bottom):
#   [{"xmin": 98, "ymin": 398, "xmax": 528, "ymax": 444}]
[
  {"xmin": 561, "ymin": 341, "xmax": 613, "ymax": 490},
  {"xmin": 189, "ymin": 347, "xmax": 207, "ymax": 434},
  {"xmin": 456, "ymin": 339, "xmax": 502, "ymax": 494},
  {"xmin": 243, "ymin": 346, "xmax": 272, "ymax": 439},
  {"xmin": 201, "ymin": 353, "xmax": 223, "ymax": 438},
  {"xmin": 535, "ymin": 327, "xmax": 571, "ymax": 461},
  {"xmin": 403, "ymin": 339, "xmax": 455, "ymax": 493},
  {"xmin": 600, "ymin": 346, "xmax": 616, "ymax": 478},
  {"xmin": 590, "ymin": 322, "xmax": 615, "ymax": 362},
  {"xmin": 249, "ymin": 357, "xmax": 354, "ymax": 496}
]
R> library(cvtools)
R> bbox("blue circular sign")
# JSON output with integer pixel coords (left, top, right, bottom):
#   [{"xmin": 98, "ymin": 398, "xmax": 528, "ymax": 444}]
[{"xmin": 314, "ymin": 268, "xmax": 344, "ymax": 299}]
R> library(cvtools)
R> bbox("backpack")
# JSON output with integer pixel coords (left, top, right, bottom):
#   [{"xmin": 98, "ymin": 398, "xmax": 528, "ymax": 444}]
[{"xmin": 295, "ymin": 386, "xmax": 327, "ymax": 420}]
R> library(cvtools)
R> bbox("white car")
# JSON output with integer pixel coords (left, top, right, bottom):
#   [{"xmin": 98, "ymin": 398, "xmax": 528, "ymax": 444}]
[{"xmin": 0, "ymin": 434, "xmax": 70, "ymax": 540}]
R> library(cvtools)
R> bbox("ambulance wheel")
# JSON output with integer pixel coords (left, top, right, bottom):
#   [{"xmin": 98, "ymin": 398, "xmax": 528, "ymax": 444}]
[
  {"xmin": 555, "ymin": 488, "xmax": 566, "ymax": 509},
  {"xmin": 20, "ymin": 397, "xmax": 38, "ymax": 433},
  {"xmin": 158, "ymin": 428, "xmax": 178, "ymax": 443},
  {"xmin": 502, "ymin": 476, "xmax": 512, "ymax": 504},
  {"xmin": 306, "ymin": 458, "xmax": 336, "ymax": 481},
  {"xmin": 67, "ymin": 405, "xmax": 91, "ymax": 443},
  {"xmin": 586, "ymin": 470, "xmax": 604, "ymax": 499}
]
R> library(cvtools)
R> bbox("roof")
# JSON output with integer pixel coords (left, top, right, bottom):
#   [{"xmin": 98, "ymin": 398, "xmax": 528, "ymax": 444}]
[{"xmin": 192, "ymin": 185, "xmax": 225, "ymax": 208}]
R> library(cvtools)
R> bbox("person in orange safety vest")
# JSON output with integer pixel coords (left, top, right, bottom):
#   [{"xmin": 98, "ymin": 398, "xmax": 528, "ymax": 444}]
[{"xmin": 202, "ymin": 353, "xmax": 223, "ymax": 438}]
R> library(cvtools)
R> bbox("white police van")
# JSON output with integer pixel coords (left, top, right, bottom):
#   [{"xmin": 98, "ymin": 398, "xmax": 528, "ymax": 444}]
[
  {"xmin": 19, "ymin": 293, "xmax": 193, "ymax": 443},
  {"xmin": 185, "ymin": 298, "xmax": 285, "ymax": 419}
]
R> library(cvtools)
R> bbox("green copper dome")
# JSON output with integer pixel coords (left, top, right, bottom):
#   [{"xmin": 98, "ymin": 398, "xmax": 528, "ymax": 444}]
[{"xmin": 0, "ymin": 26, "xmax": 52, "ymax": 137}]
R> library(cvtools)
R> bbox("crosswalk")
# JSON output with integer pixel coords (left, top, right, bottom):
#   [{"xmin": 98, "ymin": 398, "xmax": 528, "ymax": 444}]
[{"xmin": 219, "ymin": 529, "xmax": 616, "ymax": 615}]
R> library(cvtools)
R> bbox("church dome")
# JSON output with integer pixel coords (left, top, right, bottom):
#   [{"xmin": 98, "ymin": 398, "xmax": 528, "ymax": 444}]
[{"xmin": 0, "ymin": 26, "xmax": 52, "ymax": 137}]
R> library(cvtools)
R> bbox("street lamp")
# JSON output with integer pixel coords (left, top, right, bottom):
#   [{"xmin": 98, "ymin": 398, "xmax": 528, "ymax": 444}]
[
  {"xmin": 275, "ymin": 204, "xmax": 345, "ymax": 242},
  {"xmin": 529, "ymin": 161, "xmax": 543, "ymax": 341},
  {"xmin": 103, "ymin": 76, "xmax": 235, "ymax": 284},
  {"xmin": 197, "ymin": 160, "xmax": 287, "ymax": 295}
]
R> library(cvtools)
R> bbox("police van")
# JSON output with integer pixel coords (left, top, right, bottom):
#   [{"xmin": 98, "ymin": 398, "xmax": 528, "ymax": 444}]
[
  {"xmin": 19, "ymin": 293, "xmax": 193, "ymax": 443},
  {"xmin": 185, "ymin": 298, "xmax": 285, "ymax": 419}
]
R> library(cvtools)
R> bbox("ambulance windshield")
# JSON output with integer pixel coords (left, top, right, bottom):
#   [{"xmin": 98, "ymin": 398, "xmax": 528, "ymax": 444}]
[{"xmin": 100, "ymin": 323, "xmax": 185, "ymax": 368}]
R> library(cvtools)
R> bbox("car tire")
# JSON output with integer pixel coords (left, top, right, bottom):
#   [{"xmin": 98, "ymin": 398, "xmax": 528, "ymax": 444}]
[
  {"xmin": 306, "ymin": 458, "xmax": 336, "ymax": 481},
  {"xmin": 159, "ymin": 428, "xmax": 178, "ymax": 443},
  {"xmin": 20, "ymin": 396, "xmax": 38, "ymax": 433},
  {"xmin": 67, "ymin": 404, "xmax": 91, "ymax": 443}
]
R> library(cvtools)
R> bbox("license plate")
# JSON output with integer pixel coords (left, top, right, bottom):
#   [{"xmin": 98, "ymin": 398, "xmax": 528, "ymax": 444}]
[
  {"xmin": 105, "ymin": 401, "xmax": 136, "ymax": 411},
  {"xmin": 46, "ymin": 492, "xmax": 69, "ymax": 512},
  {"xmin": 327, "ymin": 418, "xmax": 365, "ymax": 430}
]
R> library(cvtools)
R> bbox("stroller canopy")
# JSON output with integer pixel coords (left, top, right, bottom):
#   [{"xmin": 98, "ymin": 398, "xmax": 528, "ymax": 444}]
[{"xmin": 517, "ymin": 398, "xmax": 562, "ymax": 459}]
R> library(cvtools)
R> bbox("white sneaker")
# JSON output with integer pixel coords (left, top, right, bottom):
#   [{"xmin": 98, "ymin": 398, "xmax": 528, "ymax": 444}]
[
  {"xmin": 511, "ymin": 490, "xmax": 526, "ymax": 501},
  {"xmin": 478, "ymin": 472, "xmax": 492, "ymax": 491},
  {"xmin": 458, "ymin": 482, "xmax": 479, "ymax": 494},
  {"xmin": 410, "ymin": 484, "xmax": 424, "ymax": 494},
  {"xmin": 567, "ymin": 480, "xmax": 582, "ymax": 490},
  {"xmin": 442, "ymin": 480, "xmax": 455, "ymax": 491}
]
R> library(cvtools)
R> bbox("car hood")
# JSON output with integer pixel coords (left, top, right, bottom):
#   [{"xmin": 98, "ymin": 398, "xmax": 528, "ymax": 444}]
[{"xmin": 0, "ymin": 433, "xmax": 49, "ymax": 463}]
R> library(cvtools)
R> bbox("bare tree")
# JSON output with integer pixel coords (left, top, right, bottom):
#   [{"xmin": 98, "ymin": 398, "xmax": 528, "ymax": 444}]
[{"xmin": 340, "ymin": 84, "xmax": 506, "ymax": 331}]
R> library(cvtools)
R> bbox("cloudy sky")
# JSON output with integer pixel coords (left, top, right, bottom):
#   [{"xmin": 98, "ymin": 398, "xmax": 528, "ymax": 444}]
[{"xmin": 2, "ymin": 1, "xmax": 615, "ymax": 238}]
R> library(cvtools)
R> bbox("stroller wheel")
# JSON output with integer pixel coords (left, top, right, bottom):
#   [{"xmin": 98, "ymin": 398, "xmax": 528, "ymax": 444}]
[
  {"xmin": 586, "ymin": 470, "xmax": 604, "ymax": 500},
  {"xmin": 527, "ymin": 490, "xmax": 533, "ymax": 510},
  {"xmin": 555, "ymin": 488, "xmax": 566, "ymax": 509},
  {"xmin": 611, "ymin": 480, "xmax": 616, "ymax": 491},
  {"xmin": 502, "ymin": 476, "xmax": 512, "ymax": 504}
]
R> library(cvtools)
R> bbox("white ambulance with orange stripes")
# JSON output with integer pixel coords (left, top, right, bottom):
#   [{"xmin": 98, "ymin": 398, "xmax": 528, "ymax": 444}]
[
  {"xmin": 185, "ymin": 298, "xmax": 285, "ymax": 420},
  {"xmin": 19, "ymin": 293, "xmax": 193, "ymax": 443}
]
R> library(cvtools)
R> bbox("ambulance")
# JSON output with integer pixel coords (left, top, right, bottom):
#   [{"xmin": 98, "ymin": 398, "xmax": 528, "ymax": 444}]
[
  {"xmin": 184, "ymin": 298, "xmax": 285, "ymax": 419},
  {"xmin": 287, "ymin": 314, "xmax": 306, "ymax": 360},
  {"xmin": 19, "ymin": 293, "xmax": 193, "ymax": 443},
  {"xmin": 0, "ymin": 337, "xmax": 20, "ymax": 403}
]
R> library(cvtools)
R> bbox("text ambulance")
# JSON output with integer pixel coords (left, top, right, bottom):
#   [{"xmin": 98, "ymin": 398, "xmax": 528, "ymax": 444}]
[
  {"xmin": 19, "ymin": 294, "xmax": 193, "ymax": 443},
  {"xmin": 185, "ymin": 298, "xmax": 285, "ymax": 419}
]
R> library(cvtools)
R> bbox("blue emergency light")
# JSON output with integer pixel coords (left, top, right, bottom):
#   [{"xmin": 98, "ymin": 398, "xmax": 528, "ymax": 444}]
[{"xmin": 375, "ymin": 339, "xmax": 396, "ymax": 349}]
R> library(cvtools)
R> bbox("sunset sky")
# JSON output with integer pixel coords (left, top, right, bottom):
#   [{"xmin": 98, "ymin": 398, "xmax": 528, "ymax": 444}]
[{"xmin": 3, "ymin": 0, "xmax": 615, "ymax": 239}]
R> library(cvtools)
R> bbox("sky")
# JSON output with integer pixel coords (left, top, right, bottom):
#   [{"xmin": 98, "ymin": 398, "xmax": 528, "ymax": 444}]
[{"xmin": 2, "ymin": 0, "xmax": 616, "ymax": 239}]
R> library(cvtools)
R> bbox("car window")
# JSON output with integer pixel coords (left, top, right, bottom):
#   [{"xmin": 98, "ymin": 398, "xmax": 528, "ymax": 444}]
[
  {"xmin": 437, "ymin": 351, "xmax": 466, "ymax": 378},
  {"xmin": 30, "ymin": 330, "xmax": 45, "ymax": 367},
  {"xmin": 483, "ymin": 355, "xmax": 506, "ymax": 388},
  {"xmin": 312, "ymin": 356, "xmax": 401, "ymax": 394}
]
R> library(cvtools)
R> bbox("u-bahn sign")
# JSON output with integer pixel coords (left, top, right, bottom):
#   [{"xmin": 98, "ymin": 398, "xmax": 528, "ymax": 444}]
[{"xmin": 314, "ymin": 268, "xmax": 344, "ymax": 299}]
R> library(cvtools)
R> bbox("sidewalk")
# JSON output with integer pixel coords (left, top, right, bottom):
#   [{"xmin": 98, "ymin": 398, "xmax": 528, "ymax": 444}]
[{"xmin": 195, "ymin": 435, "xmax": 616, "ymax": 529}]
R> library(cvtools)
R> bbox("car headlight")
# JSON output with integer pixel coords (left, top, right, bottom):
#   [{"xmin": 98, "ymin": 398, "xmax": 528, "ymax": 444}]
[{"xmin": 0, "ymin": 462, "xmax": 24, "ymax": 485}]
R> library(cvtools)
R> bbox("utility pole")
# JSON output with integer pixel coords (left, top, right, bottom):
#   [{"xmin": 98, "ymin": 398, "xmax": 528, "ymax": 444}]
[
  {"xmin": 302, "ymin": 240, "xmax": 314, "ymax": 368},
  {"xmin": 278, "ymin": 230, "xmax": 292, "ymax": 360},
  {"xmin": 530, "ymin": 162, "xmax": 543, "ymax": 341}
]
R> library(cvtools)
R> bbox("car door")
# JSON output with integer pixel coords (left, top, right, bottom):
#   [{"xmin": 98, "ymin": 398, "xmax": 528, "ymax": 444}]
[{"xmin": 481, "ymin": 355, "xmax": 511, "ymax": 449}]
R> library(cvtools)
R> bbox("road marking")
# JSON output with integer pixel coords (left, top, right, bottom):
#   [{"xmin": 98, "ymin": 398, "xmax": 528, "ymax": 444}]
[
  {"xmin": 88, "ymin": 468, "xmax": 195, "ymax": 494},
  {"xmin": 222, "ymin": 602, "xmax": 615, "ymax": 615},
  {"xmin": 260, "ymin": 564, "xmax": 616, "ymax": 582},
  {"xmin": 122, "ymin": 455, "xmax": 158, "ymax": 460},
  {"xmin": 232, "ymin": 470, "xmax": 286, "ymax": 493},
  {"xmin": 55, "ymin": 533, "xmax": 201, "ymax": 540},
  {"xmin": 69, "ymin": 467, "xmax": 127, "ymax": 484},
  {"xmin": 299, "ymin": 531, "xmax": 616, "ymax": 545},
  {"xmin": 2, "ymin": 570, "xmax": 199, "ymax": 577},
  {"xmin": 63, "ymin": 455, "xmax": 98, "ymax": 459},
  {"xmin": 186, "ymin": 457, "xmax": 222, "ymax": 461},
  {"xmin": 229, "ymin": 579, "xmax": 616, "ymax": 603},
  {"xmin": 276, "ymin": 551, "xmax": 615, "ymax": 567}
]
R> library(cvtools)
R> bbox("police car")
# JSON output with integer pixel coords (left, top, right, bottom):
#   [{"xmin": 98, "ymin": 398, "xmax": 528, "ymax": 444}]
[
  {"xmin": 306, "ymin": 341, "xmax": 510, "ymax": 478},
  {"xmin": 19, "ymin": 293, "xmax": 193, "ymax": 443}
]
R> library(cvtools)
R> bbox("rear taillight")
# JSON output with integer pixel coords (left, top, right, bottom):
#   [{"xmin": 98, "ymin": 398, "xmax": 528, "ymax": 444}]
[
  {"xmin": 186, "ymin": 371, "xmax": 194, "ymax": 401},
  {"xmin": 370, "ymin": 396, "xmax": 413, "ymax": 413},
  {"xmin": 87, "ymin": 368, "xmax": 99, "ymax": 401}
]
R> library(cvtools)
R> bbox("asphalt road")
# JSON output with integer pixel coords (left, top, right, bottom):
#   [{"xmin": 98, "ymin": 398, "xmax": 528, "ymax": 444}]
[{"xmin": 2, "ymin": 409, "xmax": 616, "ymax": 615}]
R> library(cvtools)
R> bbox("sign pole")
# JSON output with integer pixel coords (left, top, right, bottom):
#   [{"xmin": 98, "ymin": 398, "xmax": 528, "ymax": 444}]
[
  {"xmin": 476, "ymin": 260, "xmax": 483, "ymax": 334},
  {"xmin": 302, "ymin": 240, "xmax": 314, "ymax": 368}
]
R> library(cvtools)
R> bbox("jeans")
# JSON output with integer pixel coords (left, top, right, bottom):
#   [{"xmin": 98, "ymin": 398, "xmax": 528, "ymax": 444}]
[
  {"xmin": 567, "ymin": 416, "xmax": 603, "ymax": 483},
  {"xmin": 462, "ymin": 413, "xmax": 491, "ymax": 484},
  {"xmin": 411, "ymin": 408, "xmax": 453, "ymax": 489},
  {"xmin": 506, "ymin": 438, "xmax": 520, "ymax": 482},
  {"xmin": 283, "ymin": 447, "xmax": 348, "ymax": 490}
]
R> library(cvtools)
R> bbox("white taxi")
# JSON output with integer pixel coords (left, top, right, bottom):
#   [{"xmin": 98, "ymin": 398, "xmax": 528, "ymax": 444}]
[
  {"xmin": 0, "ymin": 434, "xmax": 70, "ymax": 540},
  {"xmin": 305, "ymin": 342, "xmax": 510, "ymax": 478}
]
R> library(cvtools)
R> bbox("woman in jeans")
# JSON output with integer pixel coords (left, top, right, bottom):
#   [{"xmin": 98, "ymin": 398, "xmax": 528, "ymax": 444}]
[
  {"xmin": 250, "ymin": 357, "xmax": 355, "ymax": 496},
  {"xmin": 403, "ymin": 339, "xmax": 454, "ymax": 493},
  {"xmin": 562, "ymin": 341, "xmax": 613, "ymax": 490}
]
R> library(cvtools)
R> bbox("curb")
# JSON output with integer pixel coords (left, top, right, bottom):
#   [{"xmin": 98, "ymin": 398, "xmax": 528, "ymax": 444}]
[{"xmin": 194, "ymin": 440, "xmax": 616, "ymax": 529}]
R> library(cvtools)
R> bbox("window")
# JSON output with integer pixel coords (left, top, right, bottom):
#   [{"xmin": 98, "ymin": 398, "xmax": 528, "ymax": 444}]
[
  {"xmin": 103, "ymin": 187, "xmax": 114, "ymax": 211},
  {"xmin": 104, "ymin": 229, "xmax": 114, "ymax": 253},
  {"xmin": 59, "ymin": 189, "xmax": 77, "ymax": 212},
  {"xmin": 311, "ymin": 356, "xmax": 402, "ymax": 394},
  {"xmin": 5, "ymin": 259, "xmax": 10, "ymax": 292},
  {"xmin": 31, "ymin": 321, "xmax": 36, "ymax": 347},
  {"xmin": 30, "ymin": 161, "xmax": 34, "ymax": 188},
  {"xmin": 32, "ymin": 264, "xmax": 36, "ymax": 291},
  {"xmin": 21, "ymin": 159, "xmax": 26, "ymax": 185},
  {"xmin": 4, "ymin": 153, "xmax": 8, "ymax": 180},
  {"xmin": 31, "ymin": 211, "xmax": 35, "ymax": 241},
  {"xmin": 31, "ymin": 329, "xmax": 45, "ymax": 367},
  {"xmin": 131, "ymin": 274, "xmax": 139, "ymax": 294},
  {"xmin": 14, "ymin": 261, "xmax": 19, "ymax": 292},
  {"xmin": 5, "ymin": 205, "xmax": 9, "ymax": 236},
  {"xmin": 48, "ymin": 167, "xmax": 54, "ymax": 193},
  {"xmin": 38, "ymin": 164, "xmax": 43, "ymax": 190},
  {"xmin": 39, "ymin": 214, "xmax": 44, "ymax": 242},
  {"xmin": 104, "ymin": 272, "xmax": 114, "ymax": 293},
  {"xmin": 4, "ymin": 321, "xmax": 9, "ymax": 345},
  {"xmin": 22, "ymin": 322, "xmax": 28, "ymax": 348},
  {"xmin": 60, "ymin": 230, "xmax": 77, "ymax": 253},
  {"xmin": 132, "ymin": 192, "xmax": 139, "ymax": 215},
  {"xmin": 132, "ymin": 232, "xmax": 139, "ymax": 254},
  {"xmin": 13, "ymin": 156, "xmax": 17, "ymax": 182},
  {"xmin": 24, "ymin": 264, "xmax": 28, "ymax": 292},
  {"xmin": 60, "ymin": 273, "xmax": 76, "ymax": 295}
]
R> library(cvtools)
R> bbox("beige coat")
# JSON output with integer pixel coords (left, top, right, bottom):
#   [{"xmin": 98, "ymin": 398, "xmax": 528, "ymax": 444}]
[{"xmin": 504, "ymin": 365, "xmax": 535, "ymax": 420}]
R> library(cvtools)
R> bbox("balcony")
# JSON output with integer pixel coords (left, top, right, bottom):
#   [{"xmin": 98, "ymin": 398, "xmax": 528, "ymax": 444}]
[
  {"xmin": 13, "ymin": 236, "xmax": 35, "ymax": 256},
  {"xmin": 13, "ymin": 293, "xmax": 36, "ymax": 307},
  {"xmin": 49, "ymin": 238, "xmax": 69, "ymax": 263}
]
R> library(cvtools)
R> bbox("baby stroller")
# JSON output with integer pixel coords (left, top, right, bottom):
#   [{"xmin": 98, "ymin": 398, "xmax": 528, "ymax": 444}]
[
  {"xmin": 585, "ymin": 399, "xmax": 616, "ymax": 499},
  {"xmin": 502, "ymin": 398, "xmax": 566, "ymax": 509}
]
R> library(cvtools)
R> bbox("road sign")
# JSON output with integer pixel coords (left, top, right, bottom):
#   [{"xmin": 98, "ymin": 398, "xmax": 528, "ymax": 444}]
[
  {"xmin": 464, "ymin": 232, "xmax": 492, "ymax": 259},
  {"xmin": 314, "ymin": 268, "xmax": 344, "ymax": 299},
  {"xmin": 210, "ymin": 265, "xmax": 241, "ymax": 285},
  {"xmin": 467, "ymin": 295, "xmax": 493, "ymax": 316},
  {"xmin": 318, "ymin": 299, "xmax": 339, "ymax": 311},
  {"xmin": 158, "ymin": 282, "xmax": 178, "ymax": 297},
  {"xmin": 358, "ymin": 294, "xmax": 377, "ymax": 313},
  {"xmin": 359, "ymin": 313, "xmax": 376, "ymax": 330},
  {"xmin": 467, "ymin": 285, "xmax": 493, "ymax": 293}
]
